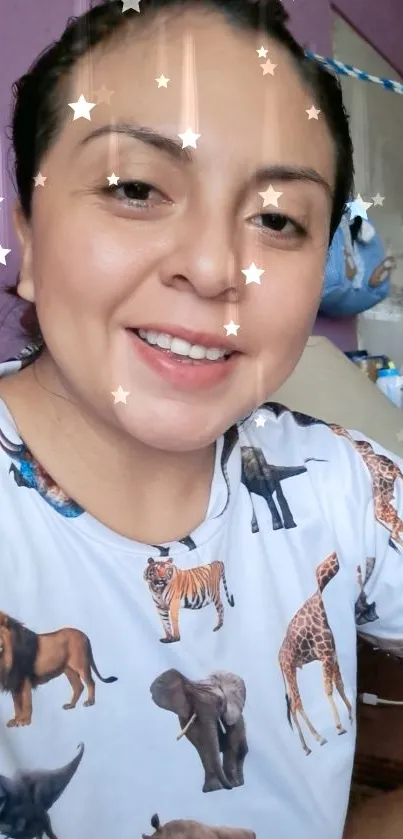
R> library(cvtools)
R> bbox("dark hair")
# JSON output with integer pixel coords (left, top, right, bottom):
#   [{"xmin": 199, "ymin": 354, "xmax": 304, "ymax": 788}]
[{"xmin": 5, "ymin": 0, "xmax": 354, "ymax": 345}]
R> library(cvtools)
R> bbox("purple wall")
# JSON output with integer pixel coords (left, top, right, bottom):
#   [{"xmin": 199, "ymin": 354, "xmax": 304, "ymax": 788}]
[
  {"xmin": 332, "ymin": 0, "xmax": 403, "ymax": 77},
  {"xmin": 283, "ymin": 0, "xmax": 333, "ymax": 54},
  {"xmin": 2, "ymin": 0, "xmax": 398, "ymax": 358},
  {"xmin": 0, "ymin": 0, "xmax": 80, "ymax": 357}
]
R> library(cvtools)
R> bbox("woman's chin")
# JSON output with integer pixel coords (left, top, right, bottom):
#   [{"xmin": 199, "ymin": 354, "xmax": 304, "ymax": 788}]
[{"xmin": 111, "ymin": 404, "xmax": 225, "ymax": 453}]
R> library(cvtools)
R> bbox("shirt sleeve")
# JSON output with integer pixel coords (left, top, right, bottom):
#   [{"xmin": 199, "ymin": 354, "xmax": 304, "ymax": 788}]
[{"xmin": 349, "ymin": 429, "xmax": 403, "ymax": 653}]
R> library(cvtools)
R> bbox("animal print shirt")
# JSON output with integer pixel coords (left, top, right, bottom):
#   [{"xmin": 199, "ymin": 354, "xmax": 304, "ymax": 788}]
[{"xmin": 0, "ymin": 349, "xmax": 402, "ymax": 839}]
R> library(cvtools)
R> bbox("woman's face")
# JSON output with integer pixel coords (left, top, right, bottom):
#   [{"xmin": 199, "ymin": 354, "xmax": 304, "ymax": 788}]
[{"xmin": 16, "ymin": 8, "xmax": 335, "ymax": 452}]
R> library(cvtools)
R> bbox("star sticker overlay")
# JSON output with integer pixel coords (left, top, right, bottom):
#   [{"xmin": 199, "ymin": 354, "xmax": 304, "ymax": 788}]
[
  {"xmin": 0, "ymin": 245, "xmax": 11, "ymax": 266},
  {"xmin": 0, "ymin": 197, "xmax": 4, "ymax": 204},
  {"xmin": 257, "ymin": 46, "xmax": 268, "ymax": 58},
  {"xmin": 224, "ymin": 321, "xmax": 240, "ymax": 336},
  {"xmin": 347, "ymin": 194, "xmax": 373, "ymax": 221},
  {"xmin": 306, "ymin": 105, "xmax": 321, "ymax": 120},
  {"xmin": 34, "ymin": 173, "xmax": 47, "ymax": 187},
  {"xmin": 121, "ymin": 0, "xmax": 141, "ymax": 11},
  {"xmin": 259, "ymin": 185, "xmax": 282, "ymax": 207},
  {"xmin": 112, "ymin": 386, "xmax": 130, "ymax": 404},
  {"xmin": 254, "ymin": 413, "xmax": 267, "ymax": 428},
  {"xmin": 372, "ymin": 193, "xmax": 385, "ymax": 207},
  {"xmin": 107, "ymin": 173, "xmax": 120, "ymax": 186},
  {"xmin": 68, "ymin": 95, "xmax": 96, "ymax": 121},
  {"xmin": 156, "ymin": 74, "xmax": 170, "ymax": 88},
  {"xmin": 178, "ymin": 128, "xmax": 201, "ymax": 149},
  {"xmin": 260, "ymin": 59, "xmax": 277, "ymax": 76},
  {"xmin": 242, "ymin": 262, "xmax": 265, "ymax": 286},
  {"xmin": 93, "ymin": 85, "xmax": 114, "ymax": 105}
]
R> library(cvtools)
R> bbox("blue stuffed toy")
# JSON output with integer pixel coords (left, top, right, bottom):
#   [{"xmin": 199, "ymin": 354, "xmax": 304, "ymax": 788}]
[{"xmin": 320, "ymin": 213, "xmax": 395, "ymax": 317}]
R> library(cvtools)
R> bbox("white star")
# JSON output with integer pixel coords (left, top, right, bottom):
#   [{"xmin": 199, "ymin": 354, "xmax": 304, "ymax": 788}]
[
  {"xmin": 156, "ymin": 74, "xmax": 170, "ymax": 88},
  {"xmin": 68, "ymin": 94, "xmax": 96, "ymax": 121},
  {"xmin": 0, "ymin": 197, "xmax": 4, "ymax": 204},
  {"xmin": 259, "ymin": 184, "xmax": 282, "ymax": 207},
  {"xmin": 396, "ymin": 429, "xmax": 403, "ymax": 443},
  {"xmin": 34, "ymin": 172, "xmax": 47, "ymax": 187},
  {"xmin": 121, "ymin": 0, "xmax": 141, "ymax": 10},
  {"xmin": 224, "ymin": 321, "xmax": 240, "ymax": 336},
  {"xmin": 347, "ymin": 194, "xmax": 373, "ymax": 221},
  {"xmin": 107, "ymin": 173, "xmax": 120, "ymax": 186},
  {"xmin": 242, "ymin": 262, "xmax": 265, "ymax": 286},
  {"xmin": 0, "ymin": 245, "xmax": 11, "ymax": 266},
  {"xmin": 254, "ymin": 413, "xmax": 267, "ymax": 428},
  {"xmin": 372, "ymin": 193, "xmax": 385, "ymax": 207},
  {"xmin": 306, "ymin": 105, "xmax": 321, "ymax": 120},
  {"xmin": 260, "ymin": 59, "xmax": 277, "ymax": 76},
  {"xmin": 257, "ymin": 46, "xmax": 268, "ymax": 58},
  {"xmin": 178, "ymin": 128, "xmax": 201, "ymax": 149},
  {"xmin": 93, "ymin": 85, "xmax": 114, "ymax": 105},
  {"xmin": 112, "ymin": 386, "xmax": 130, "ymax": 404}
]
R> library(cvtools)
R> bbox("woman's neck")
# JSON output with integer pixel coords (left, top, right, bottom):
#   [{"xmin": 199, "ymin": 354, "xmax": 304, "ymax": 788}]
[{"xmin": 0, "ymin": 354, "xmax": 216, "ymax": 544}]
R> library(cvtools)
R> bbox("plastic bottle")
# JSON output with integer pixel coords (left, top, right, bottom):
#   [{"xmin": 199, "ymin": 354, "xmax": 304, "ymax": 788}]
[{"xmin": 376, "ymin": 365, "xmax": 403, "ymax": 409}]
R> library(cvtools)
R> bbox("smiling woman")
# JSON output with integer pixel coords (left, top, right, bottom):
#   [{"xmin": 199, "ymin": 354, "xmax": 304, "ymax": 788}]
[{"xmin": 0, "ymin": 2, "xmax": 401, "ymax": 839}]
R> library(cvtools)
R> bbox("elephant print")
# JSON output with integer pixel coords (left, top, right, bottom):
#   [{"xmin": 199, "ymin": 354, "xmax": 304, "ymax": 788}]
[
  {"xmin": 355, "ymin": 558, "xmax": 379, "ymax": 626},
  {"xmin": 278, "ymin": 552, "xmax": 353, "ymax": 755},
  {"xmin": 143, "ymin": 813, "xmax": 256, "ymax": 838},
  {"xmin": 149, "ymin": 669, "xmax": 248, "ymax": 793},
  {"xmin": 144, "ymin": 558, "xmax": 234, "ymax": 643}
]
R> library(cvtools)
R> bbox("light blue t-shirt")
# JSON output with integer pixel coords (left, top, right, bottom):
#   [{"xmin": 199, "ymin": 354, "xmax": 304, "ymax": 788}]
[{"xmin": 0, "ymin": 351, "xmax": 401, "ymax": 839}]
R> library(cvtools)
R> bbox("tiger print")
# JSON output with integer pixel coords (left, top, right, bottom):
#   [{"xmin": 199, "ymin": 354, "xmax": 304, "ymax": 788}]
[{"xmin": 144, "ymin": 558, "xmax": 235, "ymax": 643}]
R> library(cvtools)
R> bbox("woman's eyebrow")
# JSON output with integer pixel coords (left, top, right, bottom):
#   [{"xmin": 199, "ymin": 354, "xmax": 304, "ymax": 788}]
[{"xmin": 78, "ymin": 122, "xmax": 333, "ymax": 197}]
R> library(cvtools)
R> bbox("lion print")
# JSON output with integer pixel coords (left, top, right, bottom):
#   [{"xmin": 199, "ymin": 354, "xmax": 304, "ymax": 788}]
[{"xmin": 0, "ymin": 611, "xmax": 117, "ymax": 727}]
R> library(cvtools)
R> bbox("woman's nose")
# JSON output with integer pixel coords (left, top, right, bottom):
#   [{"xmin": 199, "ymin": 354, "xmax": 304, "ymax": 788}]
[{"xmin": 161, "ymin": 217, "xmax": 241, "ymax": 300}]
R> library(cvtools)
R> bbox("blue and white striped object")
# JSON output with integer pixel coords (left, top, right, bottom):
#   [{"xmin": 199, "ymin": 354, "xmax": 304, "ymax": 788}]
[{"xmin": 305, "ymin": 51, "xmax": 403, "ymax": 97}]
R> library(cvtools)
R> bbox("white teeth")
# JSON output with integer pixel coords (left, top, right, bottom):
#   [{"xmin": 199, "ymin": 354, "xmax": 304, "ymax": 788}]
[
  {"xmin": 156, "ymin": 333, "xmax": 172, "ymax": 350},
  {"xmin": 170, "ymin": 337, "xmax": 195, "ymax": 356},
  {"xmin": 137, "ymin": 329, "xmax": 230, "ymax": 360}
]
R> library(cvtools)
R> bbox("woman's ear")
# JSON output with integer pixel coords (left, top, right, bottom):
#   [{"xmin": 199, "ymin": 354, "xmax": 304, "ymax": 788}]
[{"xmin": 12, "ymin": 201, "xmax": 35, "ymax": 303}]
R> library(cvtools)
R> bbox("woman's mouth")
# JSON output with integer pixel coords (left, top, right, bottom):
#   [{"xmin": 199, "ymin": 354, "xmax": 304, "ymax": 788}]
[
  {"xmin": 127, "ymin": 328, "xmax": 240, "ymax": 390},
  {"xmin": 133, "ymin": 328, "xmax": 233, "ymax": 363}
]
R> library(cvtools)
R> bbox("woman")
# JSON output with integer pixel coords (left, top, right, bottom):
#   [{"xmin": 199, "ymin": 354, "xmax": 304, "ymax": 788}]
[{"xmin": 0, "ymin": 0, "xmax": 400, "ymax": 837}]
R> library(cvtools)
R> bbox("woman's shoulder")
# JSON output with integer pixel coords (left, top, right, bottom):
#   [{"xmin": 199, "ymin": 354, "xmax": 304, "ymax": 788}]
[
  {"xmin": 237, "ymin": 401, "xmax": 337, "ymax": 451},
  {"xmin": 236, "ymin": 400, "xmax": 382, "ymax": 484}
]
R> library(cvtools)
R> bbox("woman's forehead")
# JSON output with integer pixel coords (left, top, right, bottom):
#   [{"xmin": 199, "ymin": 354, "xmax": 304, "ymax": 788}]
[
  {"xmin": 63, "ymin": 15, "xmax": 334, "ymax": 180},
  {"xmin": 83, "ymin": 14, "xmax": 300, "ymax": 109}
]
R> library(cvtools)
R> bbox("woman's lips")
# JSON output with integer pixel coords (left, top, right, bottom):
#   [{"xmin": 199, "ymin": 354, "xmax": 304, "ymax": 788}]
[
  {"xmin": 127, "ymin": 329, "xmax": 239, "ymax": 390},
  {"xmin": 128, "ymin": 323, "xmax": 240, "ymax": 353}
]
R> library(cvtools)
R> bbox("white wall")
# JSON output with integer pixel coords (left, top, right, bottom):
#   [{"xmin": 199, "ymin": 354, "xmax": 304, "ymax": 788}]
[
  {"xmin": 333, "ymin": 14, "xmax": 403, "ymax": 286},
  {"xmin": 333, "ymin": 14, "xmax": 403, "ymax": 366}
]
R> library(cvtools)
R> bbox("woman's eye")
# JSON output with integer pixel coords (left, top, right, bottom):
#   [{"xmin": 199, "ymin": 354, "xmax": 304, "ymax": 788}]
[
  {"xmin": 255, "ymin": 212, "xmax": 306, "ymax": 239},
  {"xmin": 103, "ymin": 180, "xmax": 167, "ymax": 208}
]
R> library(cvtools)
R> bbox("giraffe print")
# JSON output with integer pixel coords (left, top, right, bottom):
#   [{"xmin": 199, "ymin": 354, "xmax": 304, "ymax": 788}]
[
  {"xmin": 278, "ymin": 552, "xmax": 353, "ymax": 755},
  {"xmin": 267, "ymin": 403, "xmax": 403, "ymax": 549},
  {"xmin": 330, "ymin": 425, "xmax": 403, "ymax": 548}
]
